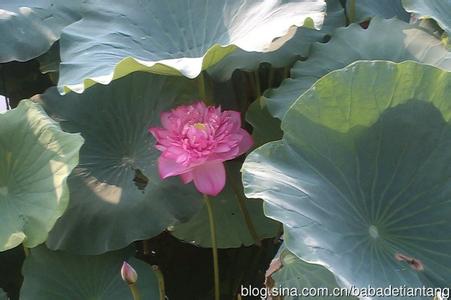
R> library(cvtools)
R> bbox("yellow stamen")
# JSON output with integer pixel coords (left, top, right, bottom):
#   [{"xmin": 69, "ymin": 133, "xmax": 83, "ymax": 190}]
[{"xmin": 193, "ymin": 122, "xmax": 206, "ymax": 130}]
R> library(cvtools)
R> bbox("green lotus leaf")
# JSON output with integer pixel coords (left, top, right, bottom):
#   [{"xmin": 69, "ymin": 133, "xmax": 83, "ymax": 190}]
[
  {"xmin": 402, "ymin": 0, "xmax": 451, "ymax": 35},
  {"xmin": 20, "ymin": 245, "xmax": 161, "ymax": 300},
  {"xmin": 38, "ymin": 73, "xmax": 203, "ymax": 255},
  {"xmin": 243, "ymin": 61, "xmax": 451, "ymax": 291},
  {"xmin": 0, "ymin": 1, "xmax": 82, "ymax": 63},
  {"xmin": 207, "ymin": 0, "xmax": 345, "ymax": 82},
  {"xmin": 170, "ymin": 162, "xmax": 279, "ymax": 248},
  {"xmin": 267, "ymin": 243, "xmax": 357, "ymax": 300},
  {"xmin": 264, "ymin": 17, "xmax": 451, "ymax": 119},
  {"xmin": 57, "ymin": 0, "xmax": 326, "ymax": 93},
  {"xmin": 0, "ymin": 289, "xmax": 6, "ymax": 300},
  {"xmin": 37, "ymin": 43, "xmax": 61, "ymax": 84},
  {"xmin": 346, "ymin": 0, "xmax": 410, "ymax": 23},
  {"xmin": 246, "ymin": 100, "xmax": 283, "ymax": 147},
  {"xmin": 0, "ymin": 100, "xmax": 83, "ymax": 252}
]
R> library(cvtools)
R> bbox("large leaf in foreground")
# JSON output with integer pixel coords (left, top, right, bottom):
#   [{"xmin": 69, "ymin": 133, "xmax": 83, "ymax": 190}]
[
  {"xmin": 57, "ymin": 0, "xmax": 326, "ymax": 93},
  {"xmin": 243, "ymin": 61, "xmax": 451, "ymax": 292},
  {"xmin": 0, "ymin": 1, "xmax": 81, "ymax": 63},
  {"xmin": 263, "ymin": 17, "xmax": 451, "ymax": 119},
  {"xmin": 402, "ymin": 0, "xmax": 451, "ymax": 35},
  {"xmin": 207, "ymin": 0, "xmax": 345, "ymax": 82},
  {"xmin": 39, "ymin": 73, "xmax": 203, "ymax": 255},
  {"xmin": 0, "ymin": 289, "xmax": 6, "ymax": 300},
  {"xmin": 21, "ymin": 246, "xmax": 161, "ymax": 300},
  {"xmin": 0, "ymin": 100, "xmax": 82, "ymax": 251},
  {"xmin": 170, "ymin": 162, "xmax": 279, "ymax": 248}
]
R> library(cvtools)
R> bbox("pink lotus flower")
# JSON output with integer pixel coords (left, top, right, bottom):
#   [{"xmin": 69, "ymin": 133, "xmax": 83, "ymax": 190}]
[{"xmin": 149, "ymin": 101, "xmax": 253, "ymax": 196}]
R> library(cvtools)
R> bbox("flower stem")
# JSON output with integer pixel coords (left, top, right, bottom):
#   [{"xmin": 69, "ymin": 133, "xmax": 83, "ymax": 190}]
[
  {"xmin": 152, "ymin": 265, "xmax": 166, "ymax": 300},
  {"xmin": 204, "ymin": 194, "xmax": 220, "ymax": 300},
  {"xmin": 23, "ymin": 244, "xmax": 29, "ymax": 257},
  {"xmin": 128, "ymin": 283, "xmax": 141, "ymax": 300},
  {"xmin": 198, "ymin": 71, "xmax": 212, "ymax": 105}
]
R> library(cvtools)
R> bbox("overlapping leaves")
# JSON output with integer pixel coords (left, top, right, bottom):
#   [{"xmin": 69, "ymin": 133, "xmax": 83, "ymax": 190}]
[
  {"xmin": 57, "ymin": 0, "xmax": 326, "ymax": 93},
  {"xmin": 38, "ymin": 73, "xmax": 204, "ymax": 255},
  {"xmin": 207, "ymin": 0, "xmax": 345, "ymax": 82},
  {"xmin": 243, "ymin": 61, "xmax": 451, "ymax": 291},
  {"xmin": 267, "ymin": 244, "xmax": 357, "ymax": 300},
  {"xmin": 0, "ymin": 100, "xmax": 83, "ymax": 251},
  {"xmin": 263, "ymin": 17, "xmax": 451, "ymax": 119},
  {"xmin": 21, "ymin": 246, "xmax": 161, "ymax": 300},
  {"xmin": 170, "ymin": 162, "xmax": 279, "ymax": 248},
  {"xmin": 0, "ymin": 0, "xmax": 82, "ymax": 62},
  {"xmin": 346, "ymin": 0, "xmax": 409, "ymax": 22},
  {"xmin": 402, "ymin": 0, "xmax": 451, "ymax": 35}
]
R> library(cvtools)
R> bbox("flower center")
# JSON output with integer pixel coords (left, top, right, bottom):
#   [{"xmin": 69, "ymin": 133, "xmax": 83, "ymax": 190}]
[{"xmin": 193, "ymin": 122, "xmax": 206, "ymax": 130}]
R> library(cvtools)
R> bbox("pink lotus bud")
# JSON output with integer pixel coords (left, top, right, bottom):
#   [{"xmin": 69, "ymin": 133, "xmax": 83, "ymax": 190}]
[
  {"xmin": 121, "ymin": 261, "xmax": 138, "ymax": 284},
  {"xmin": 148, "ymin": 101, "xmax": 253, "ymax": 196}
]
